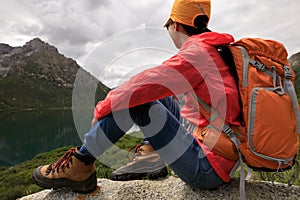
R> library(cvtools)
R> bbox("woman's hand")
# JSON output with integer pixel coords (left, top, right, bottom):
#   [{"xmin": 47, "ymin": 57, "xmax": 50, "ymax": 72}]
[{"xmin": 91, "ymin": 117, "xmax": 98, "ymax": 128}]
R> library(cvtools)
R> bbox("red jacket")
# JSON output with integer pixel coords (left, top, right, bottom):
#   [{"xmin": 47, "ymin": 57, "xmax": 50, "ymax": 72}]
[{"xmin": 94, "ymin": 32, "xmax": 241, "ymax": 182}]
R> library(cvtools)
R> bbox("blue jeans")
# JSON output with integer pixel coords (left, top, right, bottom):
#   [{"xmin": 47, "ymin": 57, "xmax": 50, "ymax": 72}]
[{"xmin": 80, "ymin": 97, "xmax": 223, "ymax": 189}]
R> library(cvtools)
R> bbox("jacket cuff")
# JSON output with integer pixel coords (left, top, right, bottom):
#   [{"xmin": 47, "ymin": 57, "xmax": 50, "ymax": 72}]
[{"xmin": 93, "ymin": 101, "xmax": 102, "ymax": 119}]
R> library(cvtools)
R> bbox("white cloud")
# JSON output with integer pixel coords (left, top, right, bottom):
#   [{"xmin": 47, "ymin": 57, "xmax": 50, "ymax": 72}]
[
  {"xmin": 80, "ymin": 27, "xmax": 177, "ymax": 87},
  {"xmin": 210, "ymin": 0, "xmax": 300, "ymax": 56},
  {"xmin": 0, "ymin": 0, "xmax": 299, "ymax": 76}
]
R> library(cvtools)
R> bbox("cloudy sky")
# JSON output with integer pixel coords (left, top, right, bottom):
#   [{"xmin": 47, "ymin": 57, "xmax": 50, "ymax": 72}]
[{"xmin": 0, "ymin": 0, "xmax": 299, "ymax": 87}]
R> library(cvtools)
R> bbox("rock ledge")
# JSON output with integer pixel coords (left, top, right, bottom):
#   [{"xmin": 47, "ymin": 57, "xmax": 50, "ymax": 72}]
[{"xmin": 19, "ymin": 176, "xmax": 300, "ymax": 200}]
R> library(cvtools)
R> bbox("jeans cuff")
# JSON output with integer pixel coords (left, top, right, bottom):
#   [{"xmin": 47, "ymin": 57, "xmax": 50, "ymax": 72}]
[{"xmin": 76, "ymin": 146, "xmax": 96, "ymax": 164}]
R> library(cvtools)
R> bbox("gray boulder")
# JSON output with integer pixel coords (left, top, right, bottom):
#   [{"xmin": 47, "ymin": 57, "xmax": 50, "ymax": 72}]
[{"xmin": 19, "ymin": 176, "xmax": 300, "ymax": 200}]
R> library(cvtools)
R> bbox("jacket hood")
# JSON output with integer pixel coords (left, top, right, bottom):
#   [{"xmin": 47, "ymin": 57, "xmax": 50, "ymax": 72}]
[{"xmin": 189, "ymin": 32, "xmax": 234, "ymax": 46}]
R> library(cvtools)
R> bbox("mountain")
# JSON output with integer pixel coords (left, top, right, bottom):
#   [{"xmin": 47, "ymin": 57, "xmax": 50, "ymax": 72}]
[
  {"xmin": 0, "ymin": 37, "xmax": 299, "ymax": 111},
  {"xmin": 0, "ymin": 38, "xmax": 110, "ymax": 111},
  {"xmin": 289, "ymin": 52, "xmax": 300, "ymax": 68},
  {"xmin": 289, "ymin": 52, "xmax": 300, "ymax": 99}
]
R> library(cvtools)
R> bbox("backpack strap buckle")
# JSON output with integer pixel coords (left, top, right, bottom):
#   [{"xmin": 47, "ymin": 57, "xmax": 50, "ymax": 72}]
[
  {"xmin": 249, "ymin": 59, "xmax": 266, "ymax": 71},
  {"xmin": 222, "ymin": 125, "xmax": 234, "ymax": 137},
  {"xmin": 284, "ymin": 66, "xmax": 293, "ymax": 79}
]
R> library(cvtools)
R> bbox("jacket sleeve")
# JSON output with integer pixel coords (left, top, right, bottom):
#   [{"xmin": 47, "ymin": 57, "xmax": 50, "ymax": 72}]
[{"xmin": 94, "ymin": 53, "xmax": 205, "ymax": 120}]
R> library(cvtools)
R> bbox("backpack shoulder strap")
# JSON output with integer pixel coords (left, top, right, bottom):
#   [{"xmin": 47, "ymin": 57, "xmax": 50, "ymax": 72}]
[
  {"xmin": 190, "ymin": 92, "xmax": 248, "ymax": 200},
  {"xmin": 283, "ymin": 66, "xmax": 300, "ymax": 134}
]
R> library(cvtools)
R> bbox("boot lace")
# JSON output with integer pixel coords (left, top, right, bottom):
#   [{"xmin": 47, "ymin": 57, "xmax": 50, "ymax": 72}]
[
  {"xmin": 46, "ymin": 147, "xmax": 77, "ymax": 175},
  {"xmin": 127, "ymin": 144, "xmax": 144, "ymax": 161}
]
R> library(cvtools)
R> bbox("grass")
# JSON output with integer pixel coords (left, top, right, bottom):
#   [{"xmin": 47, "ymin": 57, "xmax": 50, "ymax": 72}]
[
  {"xmin": 0, "ymin": 146, "xmax": 71, "ymax": 200},
  {"xmin": 0, "ymin": 132, "xmax": 143, "ymax": 200},
  {"xmin": 0, "ymin": 70, "xmax": 73, "ymax": 111}
]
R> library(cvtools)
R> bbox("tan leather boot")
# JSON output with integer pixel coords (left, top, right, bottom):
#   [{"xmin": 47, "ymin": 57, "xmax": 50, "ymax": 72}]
[
  {"xmin": 32, "ymin": 147, "xmax": 97, "ymax": 193},
  {"xmin": 109, "ymin": 143, "xmax": 168, "ymax": 181}
]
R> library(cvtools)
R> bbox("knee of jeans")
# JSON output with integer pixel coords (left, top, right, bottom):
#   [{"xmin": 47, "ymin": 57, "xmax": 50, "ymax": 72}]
[
  {"xmin": 190, "ymin": 168, "xmax": 223, "ymax": 189},
  {"xmin": 129, "ymin": 101, "xmax": 162, "ymax": 126}
]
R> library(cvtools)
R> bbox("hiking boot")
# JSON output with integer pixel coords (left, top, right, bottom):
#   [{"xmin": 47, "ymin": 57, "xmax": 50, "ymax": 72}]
[
  {"xmin": 32, "ymin": 147, "xmax": 97, "ymax": 193},
  {"xmin": 109, "ymin": 143, "xmax": 168, "ymax": 181}
]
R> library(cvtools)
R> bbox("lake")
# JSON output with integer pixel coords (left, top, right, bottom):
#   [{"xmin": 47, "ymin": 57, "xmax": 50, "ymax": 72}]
[{"xmin": 0, "ymin": 110, "xmax": 87, "ymax": 166}]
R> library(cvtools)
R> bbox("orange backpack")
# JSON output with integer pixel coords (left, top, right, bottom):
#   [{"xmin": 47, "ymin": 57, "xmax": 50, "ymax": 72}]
[
  {"xmin": 191, "ymin": 38, "xmax": 300, "ymax": 199},
  {"xmin": 230, "ymin": 38, "xmax": 300, "ymax": 170}
]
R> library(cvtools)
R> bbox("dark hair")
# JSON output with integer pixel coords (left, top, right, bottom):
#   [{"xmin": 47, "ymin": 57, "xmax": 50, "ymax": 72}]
[{"xmin": 180, "ymin": 15, "xmax": 211, "ymax": 36}]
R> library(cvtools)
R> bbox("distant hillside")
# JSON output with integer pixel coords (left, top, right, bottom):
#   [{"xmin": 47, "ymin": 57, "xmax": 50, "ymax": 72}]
[
  {"xmin": 0, "ymin": 38, "xmax": 110, "ymax": 111},
  {"xmin": 0, "ymin": 38, "xmax": 299, "ymax": 111},
  {"xmin": 289, "ymin": 52, "xmax": 300, "ymax": 100}
]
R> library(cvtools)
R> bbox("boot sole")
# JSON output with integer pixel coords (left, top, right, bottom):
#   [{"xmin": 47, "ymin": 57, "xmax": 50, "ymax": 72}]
[
  {"xmin": 109, "ymin": 167, "xmax": 168, "ymax": 181},
  {"xmin": 32, "ymin": 166, "xmax": 97, "ymax": 193}
]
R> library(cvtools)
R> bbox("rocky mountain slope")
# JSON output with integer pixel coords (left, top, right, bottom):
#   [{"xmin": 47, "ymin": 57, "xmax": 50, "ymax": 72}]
[
  {"xmin": 0, "ymin": 38, "xmax": 109, "ymax": 110},
  {"xmin": 289, "ymin": 52, "xmax": 300, "ymax": 98},
  {"xmin": 1, "ymin": 38, "xmax": 299, "ymax": 111},
  {"xmin": 289, "ymin": 52, "xmax": 300, "ymax": 68}
]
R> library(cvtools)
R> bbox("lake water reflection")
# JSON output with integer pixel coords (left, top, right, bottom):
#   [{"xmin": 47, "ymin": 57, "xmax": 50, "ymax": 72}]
[{"xmin": 0, "ymin": 110, "xmax": 85, "ymax": 166}]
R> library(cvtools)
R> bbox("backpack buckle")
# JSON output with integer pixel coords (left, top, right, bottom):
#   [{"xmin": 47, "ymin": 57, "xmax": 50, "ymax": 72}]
[
  {"xmin": 249, "ymin": 59, "xmax": 266, "ymax": 72},
  {"xmin": 284, "ymin": 66, "xmax": 293, "ymax": 79},
  {"xmin": 222, "ymin": 125, "xmax": 233, "ymax": 137}
]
